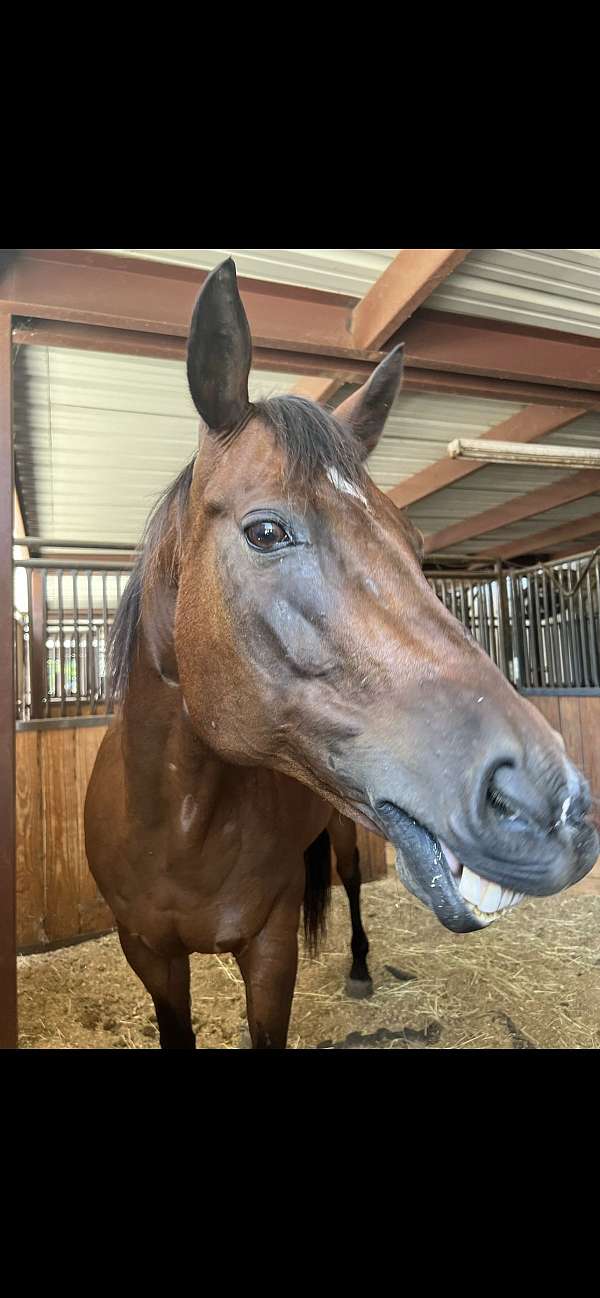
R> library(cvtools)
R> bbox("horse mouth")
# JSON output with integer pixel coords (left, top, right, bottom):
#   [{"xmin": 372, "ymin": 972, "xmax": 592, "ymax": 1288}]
[
  {"xmin": 436, "ymin": 840, "xmax": 525, "ymax": 923},
  {"xmin": 374, "ymin": 801, "xmax": 525, "ymax": 933}
]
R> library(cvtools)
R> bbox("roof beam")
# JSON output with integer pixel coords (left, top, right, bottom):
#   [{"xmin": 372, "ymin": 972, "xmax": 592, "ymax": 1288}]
[
  {"xmin": 481, "ymin": 513, "xmax": 600, "ymax": 562},
  {"xmin": 12, "ymin": 317, "xmax": 600, "ymax": 410},
  {"xmin": 290, "ymin": 374, "xmax": 348, "ymax": 403},
  {"xmin": 546, "ymin": 537, "xmax": 600, "ymax": 561},
  {"xmin": 1, "ymin": 249, "xmax": 361, "ymax": 356},
  {"xmin": 0, "ymin": 310, "xmax": 17, "ymax": 1047},
  {"xmin": 387, "ymin": 405, "xmax": 588, "ymax": 509},
  {"xmin": 351, "ymin": 250, "xmax": 472, "ymax": 351},
  {"xmin": 11, "ymin": 318, "xmax": 381, "ymax": 384},
  {"xmin": 292, "ymin": 249, "xmax": 470, "ymax": 400},
  {"xmin": 396, "ymin": 369, "xmax": 600, "ymax": 409},
  {"xmin": 397, "ymin": 309, "xmax": 600, "ymax": 391},
  {"xmin": 423, "ymin": 470, "xmax": 600, "ymax": 555}
]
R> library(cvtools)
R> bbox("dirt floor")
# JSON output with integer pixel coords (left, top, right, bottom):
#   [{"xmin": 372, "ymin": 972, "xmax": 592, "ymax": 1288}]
[{"xmin": 17, "ymin": 873, "xmax": 600, "ymax": 1049}]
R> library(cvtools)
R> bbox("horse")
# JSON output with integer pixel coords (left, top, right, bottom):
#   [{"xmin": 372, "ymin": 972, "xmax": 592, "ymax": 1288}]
[{"xmin": 85, "ymin": 258, "xmax": 599, "ymax": 1050}]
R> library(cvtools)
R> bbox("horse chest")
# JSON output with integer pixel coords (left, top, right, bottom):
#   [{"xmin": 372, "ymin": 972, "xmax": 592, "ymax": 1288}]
[{"xmin": 115, "ymin": 828, "xmax": 304, "ymax": 957}]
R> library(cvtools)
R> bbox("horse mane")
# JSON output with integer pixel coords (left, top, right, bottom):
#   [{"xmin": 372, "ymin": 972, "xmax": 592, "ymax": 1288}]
[
  {"xmin": 107, "ymin": 394, "xmax": 366, "ymax": 704},
  {"xmin": 107, "ymin": 458, "xmax": 196, "ymax": 705}
]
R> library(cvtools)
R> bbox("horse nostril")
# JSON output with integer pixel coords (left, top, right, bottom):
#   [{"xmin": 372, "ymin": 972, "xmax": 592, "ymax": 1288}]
[{"xmin": 485, "ymin": 763, "xmax": 529, "ymax": 828}]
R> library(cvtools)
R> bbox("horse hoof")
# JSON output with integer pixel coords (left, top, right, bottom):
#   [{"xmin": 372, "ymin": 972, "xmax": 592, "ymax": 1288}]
[{"xmin": 345, "ymin": 977, "xmax": 374, "ymax": 999}]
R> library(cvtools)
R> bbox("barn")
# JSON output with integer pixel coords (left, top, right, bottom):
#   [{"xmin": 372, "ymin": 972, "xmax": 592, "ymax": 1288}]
[{"xmin": 2, "ymin": 248, "xmax": 600, "ymax": 1049}]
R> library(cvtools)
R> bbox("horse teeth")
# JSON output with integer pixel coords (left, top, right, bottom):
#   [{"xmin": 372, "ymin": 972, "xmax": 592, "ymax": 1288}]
[
  {"xmin": 480, "ymin": 882, "xmax": 503, "ymax": 912},
  {"xmin": 459, "ymin": 865, "xmax": 483, "ymax": 906},
  {"xmin": 458, "ymin": 866, "xmax": 524, "ymax": 914}
]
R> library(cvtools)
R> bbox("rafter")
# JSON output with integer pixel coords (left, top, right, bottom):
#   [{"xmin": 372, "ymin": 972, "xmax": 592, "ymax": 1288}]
[
  {"xmin": 290, "ymin": 374, "xmax": 347, "ymax": 403},
  {"xmin": 481, "ymin": 513, "xmax": 600, "ymax": 562},
  {"xmin": 397, "ymin": 309, "xmax": 600, "ymax": 391},
  {"xmin": 423, "ymin": 470, "xmax": 600, "ymax": 555},
  {"xmin": 1, "ymin": 249, "xmax": 359, "ymax": 355},
  {"xmin": 546, "ymin": 537, "xmax": 600, "ymax": 561},
  {"xmin": 292, "ymin": 249, "xmax": 470, "ymax": 400},
  {"xmin": 351, "ymin": 250, "xmax": 472, "ymax": 351},
  {"xmin": 387, "ymin": 405, "xmax": 588, "ymax": 510}
]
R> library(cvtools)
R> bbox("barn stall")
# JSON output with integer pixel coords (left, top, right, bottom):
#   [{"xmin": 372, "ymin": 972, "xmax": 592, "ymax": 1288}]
[{"xmin": 2, "ymin": 248, "xmax": 600, "ymax": 1049}]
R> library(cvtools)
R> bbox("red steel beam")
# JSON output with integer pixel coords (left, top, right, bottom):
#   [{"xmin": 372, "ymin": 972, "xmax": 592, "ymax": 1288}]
[
  {"xmin": 0, "ymin": 311, "xmax": 17, "ymax": 1049},
  {"xmin": 397, "ymin": 309, "xmax": 600, "ymax": 391},
  {"xmin": 388, "ymin": 405, "xmax": 588, "ymax": 510},
  {"xmin": 424, "ymin": 470, "xmax": 600, "ymax": 554}
]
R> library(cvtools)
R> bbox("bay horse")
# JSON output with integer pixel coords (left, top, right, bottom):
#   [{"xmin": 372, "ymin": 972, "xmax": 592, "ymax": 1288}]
[{"xmin": 85, "ymin": 258, "xmax": 598, "ymax": 1049}]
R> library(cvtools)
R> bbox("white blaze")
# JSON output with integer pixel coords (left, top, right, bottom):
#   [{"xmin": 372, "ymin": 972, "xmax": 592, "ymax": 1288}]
[{"xmin": 326, "ymin": 466, "xmax": 368, "ymax": 507}]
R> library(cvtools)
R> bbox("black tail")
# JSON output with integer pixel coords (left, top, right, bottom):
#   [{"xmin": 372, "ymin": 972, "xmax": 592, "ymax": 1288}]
[{"xmin": 303, "ymin": 829, "xmax": 332, "ymax": 956}]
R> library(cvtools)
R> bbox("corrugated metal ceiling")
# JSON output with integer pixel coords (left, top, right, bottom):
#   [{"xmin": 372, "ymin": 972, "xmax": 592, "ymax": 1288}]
[
  {"xmin": 13, "ymin": 347, "xmax": 300, "ymax": 543},
  {"xmin": 406, "ymin": 409, "xmax": 600, "ymax": 555},
  {"xmin": 86, "ymin": 247, "xmax": 600, "ymax": 337},
  {"xmin": 364, "ymin": 394, "xmax": 525, "ymax": 491},
  {"xmin": 84, "ymin": 248, "xmax": 400, "ymax": 298},
  {"xmin": 14, "ymin": 248, "xmax": 600, "ymax": 560},
  {"xmin": 14, "ymin": 344, "xmax": 600, "ymax": 558},
  {"xmin": 428, "ymin": 248, "xmax": 600, "ymax": 338}
]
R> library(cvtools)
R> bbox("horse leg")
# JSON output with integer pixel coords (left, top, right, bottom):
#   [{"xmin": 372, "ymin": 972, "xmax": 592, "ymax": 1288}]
[
  {"xmin": 118, "ymin": 926, "xmax": 195, "ymax": 1050},
  {"xmin": 235, "ymin": 907, "xmax": 299, "ymax": 1050},
  {"xmin": 329, "ymin": 815, "xmax": 373, "ymax": 998}
]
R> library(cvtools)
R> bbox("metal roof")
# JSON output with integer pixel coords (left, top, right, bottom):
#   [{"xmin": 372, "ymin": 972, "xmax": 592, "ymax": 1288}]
[
  {"xmin": 13, "ymin": 346, "xmax": 299, "ymax": 544},
  {"xmin": 13, "ymin": 249, "xmax": 600, "ymax": 563},
  {"xmin": 406, "ymin": 409, "xmax": 600, "ymax": 555},
  {"xmin": 84, "ymin": 248, "xmax": 400, "ymax": 298},
  {"xmin": 86, "ymin": 248, "xmax": 600, "ymax": 338},
  {"xmin": 428, "ymin": 248, "xmax": 600, "ymax": 338},
  {"xmin": 15, "ymin": 343, "xmax": 600, "ymax": 560},
  {"xmin": 364, "ymin": 394, "xmax": 525, "ymax": 491}
]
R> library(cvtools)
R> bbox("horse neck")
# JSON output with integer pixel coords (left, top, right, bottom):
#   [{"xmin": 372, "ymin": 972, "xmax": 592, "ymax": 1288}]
[{"xmin": 120, "ymin": 604, "xmax": 223, "ymax": 824}]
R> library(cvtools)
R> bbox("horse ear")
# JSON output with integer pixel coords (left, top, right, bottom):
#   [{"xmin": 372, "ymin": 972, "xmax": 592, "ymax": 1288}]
[
  {"xmin": 187, "ymin": 258, "xmax": 252, "ymax": 434},
  {"xmin": 334, "ymin": 344, "xmax": 405, "ymax": 458}
]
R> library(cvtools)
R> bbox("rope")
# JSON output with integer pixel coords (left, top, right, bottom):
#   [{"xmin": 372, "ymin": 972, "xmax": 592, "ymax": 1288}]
[{"xmin": 532, "ymin": 547, "xmax": 600, "ymax": 602}]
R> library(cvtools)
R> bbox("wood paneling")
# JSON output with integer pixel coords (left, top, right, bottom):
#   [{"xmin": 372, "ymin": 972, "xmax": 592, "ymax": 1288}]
[
  {"xmin": 557, "ymin": 697, "xmax": 584, "ymax": 770},
  {"xmin": 0, "ymin": 310, "xmax": 17, "ymax": 1047},
  {"xmin": 530, "ymin": 694, "xmax": 600, "ymax": 895},
  {"xmin": 16, "ymin": 696, "xmax": 599, "ymax": 950},
  {"xmin": 355, "ymin": 826, "xmax": 387, "ymax": 883},
  {"xmin": 17, "ymin": 721, "xmax": 388, "ymax": 947},
  {"xmin": 15, "ymin": 724, "xmax": 113, "ymax": 948},
  {"xmin": 530, "ymin": 695, "xmax": 561, "ymax": 731},
  {"xmin": 74, "ymin": 727, "xmax": 113, "ymax": 933},
  {"xmin": 15, "ymin": 731, "xmax": 44, "ymax": 946}
]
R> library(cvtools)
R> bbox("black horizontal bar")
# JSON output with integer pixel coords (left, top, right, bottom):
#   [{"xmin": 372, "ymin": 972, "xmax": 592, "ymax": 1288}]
[
  {"xmin": 13, "ymin": 559, "xmax": 134, "ymax": 573},
  {"xmin": 14, "ymin": 534, "xmax": 137, "ymax": 551},
  {"xmin": 16, "ymin": 716, "xmax": 114, "ymax": 731},
  {"xmin": 518, "ymin": 688, "xmax": 600, "ymax": 697}
]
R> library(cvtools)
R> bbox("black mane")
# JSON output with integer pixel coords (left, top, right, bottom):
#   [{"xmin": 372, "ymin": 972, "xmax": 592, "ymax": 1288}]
[
  {"xmin": 107, "ymin": 395, "xmax": 365, "ymax": 703},
  {"xmin": 253, "ymin": 394, "xmax": 365, "ymax": 491}
]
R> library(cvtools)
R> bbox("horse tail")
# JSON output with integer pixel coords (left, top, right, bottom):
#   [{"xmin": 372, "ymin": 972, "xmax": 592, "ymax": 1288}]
[{"xmin": 303, "ymin": 828, "xmax": 332, "ymax": 956}]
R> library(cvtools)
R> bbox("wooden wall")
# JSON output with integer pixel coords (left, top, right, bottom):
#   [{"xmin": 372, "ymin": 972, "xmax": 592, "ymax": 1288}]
[
  {"xmin": 16, "ymin": 721, "xmax": 386, "ymax": 949},
  {"xmin": 16, "ymin": 723, "xmax": 113, "ymax": 948},
  {"xmin": 15, "ymin": 695, "xmax": 600, "ymax": 949},
  {"xmin": 331, "ymin": 825, "xmax": 387, "ymax": 885},
  {"xmin": 529, "ymin": 694, "xmax": 600, "ymax": 895}
]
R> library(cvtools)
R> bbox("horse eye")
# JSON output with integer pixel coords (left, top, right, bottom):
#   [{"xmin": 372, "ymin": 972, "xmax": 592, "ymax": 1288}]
[{"xmin": 245, "ymin": 520, "xmax": 291, "ymax": 550}]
